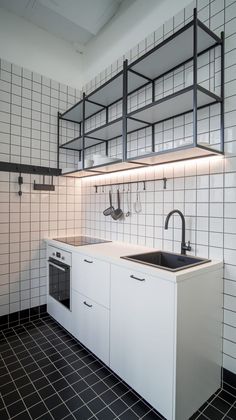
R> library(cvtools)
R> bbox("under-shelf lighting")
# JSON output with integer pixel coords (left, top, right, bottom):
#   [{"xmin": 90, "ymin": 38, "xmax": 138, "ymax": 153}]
[{"xmin": 80, "ymin": 155, "xmax": 223, "ymax": 186}]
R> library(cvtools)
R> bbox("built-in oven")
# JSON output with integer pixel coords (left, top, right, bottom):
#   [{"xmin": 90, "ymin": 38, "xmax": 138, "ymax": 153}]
[{"xmin": 47, "ymin": 246, "xmax": 71, "ymax": 310}]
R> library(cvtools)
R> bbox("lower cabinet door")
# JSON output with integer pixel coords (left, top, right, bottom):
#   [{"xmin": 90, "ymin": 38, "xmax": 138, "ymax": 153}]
[
  {"xmin": 72, "ymin": 290, "xmax": 110, "ymax": 365},
  {"xmin": 110, "ymin": 264, "xmax": 175, "ymax": 420}
]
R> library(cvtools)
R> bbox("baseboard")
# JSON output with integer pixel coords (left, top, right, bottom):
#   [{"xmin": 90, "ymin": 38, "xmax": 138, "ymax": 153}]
[
  {"xmin": 0, "ymin": 304, "xmax": 47, "ymax": 331},
  {"xmin": 222, "ymin": 367, "xmax": 236, "ymax": 391}
]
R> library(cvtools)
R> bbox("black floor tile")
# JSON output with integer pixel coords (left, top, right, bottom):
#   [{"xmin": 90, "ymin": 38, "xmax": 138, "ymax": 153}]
[
  {"xmin": 2, "ymin": 390, "xmax": 21, "ymax": 406},
  {"xmin": 132, "ymin": 400, "xmax": 151, "ymax": 417},
  {"xmin": 65, "ymin": 395, "xmax": 84, "ymax": 412},
  {"xmin": 211, "ymin": 395, "xmax": 232, "ymax": 414},
  {"xmin": 100, "ymin": 388, "xmax": 119, "ymax": 405},
  {"xmin": 0, "ymin": 408, "xmax": 9, "ymax": 420},
  {"xmin": 13, "ymin": 411, "xmax": 32, "ymax": 420},
  {"xmin": 142, "ymin": 410, "xmax": 163, "ymax": 419},
  {"xmin": 18, "ymin": 382, "xmax": 35, "ymax": 397},
  {"xmin": 218, "ymin": 389, "xmax": 236, "ymax": 405},
  {"xmin": 38, "ymin": 384, "xmax": 56, "ymax": 399},
  {"xmin": 227, "ymin": 404, "xmax": 236, "ymax": 419},
  {"xmin": 87, "ymin": 396, "xmax": 106, "ymax": 413},
  {"xmin": 202, "ymin": 404, "xmax": 225, "ymax": 420},
  {"xmin": 72, "ymin": 378, "xmax": 89, "ymax": 393},
  {"xmin": 96, "ymin": 407, "xmax": 116, "ymax": 419},
  {"xmin": 7, "ymin": 400, "xmax": 26, "ymax": 418},
  {"xmin": 92, "ymin": 379, "xmax": 109, "ymax": 395},
  {"xmin": 73, "ymin": 405, "xmax": 92, "ymax": 419},
  {"xmin": 28, "ymin": 401, "xmax": 48, "ymax": 419},
  {"xmin": 109, "ymin": 397, "xmax": 129, "ymax": 415},
  {"xmin": 44, "ymin": 394, "xmax": 62, "ymax": 410},
  {"xmin": 119, "ymin": 409, "xmax": 139, "ymax": 419},
  {"xmin": 58, "ymin": 386, "xmax": 76, "ymax": 401},
  {"xmin": 23, "ymin": 391, "xmax": 42, "ymax": 408},
  {"xmin": 80, "ymin": 387, "xmax": 97, "ymax": 403},
  {"xmin": 1, "ymin": 316, "xmax": 236, "ymax": 420}
]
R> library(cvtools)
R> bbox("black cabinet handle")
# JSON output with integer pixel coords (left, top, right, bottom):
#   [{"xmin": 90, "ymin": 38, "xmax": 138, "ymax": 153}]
[
  {"xmin": 83, "ymin": 301, "xmax": 93, "ymax": 308},
  {"xmin": 84, "ymin": 259, "xmax": 93, "ymax": 264},
  {"xmin": 130, "ymin": 274, "xmax": 145, "ymax": 282}
]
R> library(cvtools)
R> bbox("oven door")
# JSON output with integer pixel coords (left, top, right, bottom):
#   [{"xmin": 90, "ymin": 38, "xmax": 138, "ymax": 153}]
[{"xmin": 48, "ymin": 257, "xmax": 71, "ymax": 310}]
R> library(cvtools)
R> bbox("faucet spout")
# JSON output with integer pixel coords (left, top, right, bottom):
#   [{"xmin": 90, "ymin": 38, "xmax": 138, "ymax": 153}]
[{"xmin": 164, "ymin": 209, "xmax": 191, "ymax": 255}]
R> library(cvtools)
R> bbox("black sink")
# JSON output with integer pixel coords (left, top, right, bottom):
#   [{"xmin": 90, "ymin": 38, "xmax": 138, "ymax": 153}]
[{"xmin": 121, "ymin": 251, "xmax": 210, "ymax": 272}]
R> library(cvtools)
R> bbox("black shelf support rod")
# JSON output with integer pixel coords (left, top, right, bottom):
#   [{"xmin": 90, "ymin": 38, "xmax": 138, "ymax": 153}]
[
  {"xmin": 220, "ymin": 30, "xmax": 225, "ymax": 154},
  {"xmin": 193, "ymin": 7, "xmax": 198, "ymax": 147},
  {"xmin": 123, "ymin": 59, "xmax": 128, "ymax": 161},
  {"xmin": 94, "ymin": 177, "xmax": 167, "ymax": 193},
  {"xmin": 57, "ymin": 111, "xmax": 60, "ymax": 170}
]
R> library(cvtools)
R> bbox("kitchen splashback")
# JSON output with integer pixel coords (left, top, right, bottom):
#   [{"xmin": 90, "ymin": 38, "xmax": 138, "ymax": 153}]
[{"xmin": 80, "ymin": 0, "xmax": 236, "ymax": 374}]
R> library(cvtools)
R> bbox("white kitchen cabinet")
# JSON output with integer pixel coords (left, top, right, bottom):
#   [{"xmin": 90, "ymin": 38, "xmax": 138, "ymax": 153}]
[
  {"xmin": 110, "ymin": 263, "xmax": 223, "ymax": 420},
  {"xmin": 72, "ymin": 290, "xmax": 110, "ymax": 365},
  {"xmin": 72, "ymin": 253, "xmax": 110, "ymax": 308},
  {"xmin": 110, "ymin": 264, "xmax": 175, "ymax": 420},
  {"xmin": 46, "ymin": 239, "xmax": 222, "ymax": 420}
]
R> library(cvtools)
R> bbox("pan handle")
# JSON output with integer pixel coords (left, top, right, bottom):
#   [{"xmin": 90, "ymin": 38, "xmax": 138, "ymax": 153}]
[
  {"xmin": 109, "ymin": 190, "xmax": 112, "ymax": 207},
  {"xmin": 117, "ymin": 189, "xmax": 120, "ymax": 209}
]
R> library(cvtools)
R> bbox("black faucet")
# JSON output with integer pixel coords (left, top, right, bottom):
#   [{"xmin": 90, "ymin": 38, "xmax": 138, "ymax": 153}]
[{"xmin": 164, "ymin": 209, "xmax": 191, "ymax": 255}]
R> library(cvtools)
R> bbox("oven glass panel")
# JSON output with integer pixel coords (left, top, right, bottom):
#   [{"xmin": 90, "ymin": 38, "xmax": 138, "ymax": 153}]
[{"xmin": 49, "ymin": 259, "xmax": 70, "ymax": 309}]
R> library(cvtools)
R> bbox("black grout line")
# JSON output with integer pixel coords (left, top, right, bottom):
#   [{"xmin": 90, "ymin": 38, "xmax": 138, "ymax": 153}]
[{"xmin": 0, "ymin": 316, "xmax": 235, "ymax": 420}]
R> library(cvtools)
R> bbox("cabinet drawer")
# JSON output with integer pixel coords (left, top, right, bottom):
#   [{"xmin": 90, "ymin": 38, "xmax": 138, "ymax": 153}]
[
  {"xmin": 72, "ymin": 291, "xmax": 109, "ymax": 365},
  {"xmin": 72, "ymin": 253, "xmax": 110, "ymax": 308}
]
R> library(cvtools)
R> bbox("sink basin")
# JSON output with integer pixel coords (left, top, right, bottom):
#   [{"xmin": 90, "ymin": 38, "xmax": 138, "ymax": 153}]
[{"xmin": 121, "ymin": 251, "xmax": 210, "ymax": 272}]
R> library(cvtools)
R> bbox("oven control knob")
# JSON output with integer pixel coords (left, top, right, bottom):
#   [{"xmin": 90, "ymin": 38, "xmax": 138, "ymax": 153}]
[
  {"xmin": 61, "ymin": 256, "xmax": 65, "ymax": 260},
  {"xmin": 52, "ymin": 252, "xmax": 55, "ymax": 256}
]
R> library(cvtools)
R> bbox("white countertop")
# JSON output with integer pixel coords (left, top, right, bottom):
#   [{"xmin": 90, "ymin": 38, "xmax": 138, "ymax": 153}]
[{"xmin": 46, "ymin": 238, "xmax": 223, "ymax": 283}]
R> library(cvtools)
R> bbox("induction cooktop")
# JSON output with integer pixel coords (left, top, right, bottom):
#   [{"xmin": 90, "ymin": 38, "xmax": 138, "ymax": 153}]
[{"xmin": 53, "ymin": 236, "xmax": 111, "ymax": 246}]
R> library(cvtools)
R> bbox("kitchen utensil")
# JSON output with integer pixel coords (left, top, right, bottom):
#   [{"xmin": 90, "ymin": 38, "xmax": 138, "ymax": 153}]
[
  {"xmin": 126, "ymin": 187, "xmax": 131, "ymax": 217},
  {"xmin": 134, "ymin": 185, "xmax": 142, "ymax": 214},
  {"xmin": 103, "ymin": 190, "xmax": 114, "ymax": 216},
  {"xmin": 111, "ymin": 190, "xmax": 123, "ymax": 220}
]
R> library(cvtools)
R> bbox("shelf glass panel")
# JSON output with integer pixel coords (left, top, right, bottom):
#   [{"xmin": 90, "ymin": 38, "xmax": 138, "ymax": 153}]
[
  {"xmin": 61, "ymin": 99, "xmax": 104, "ymax": 123},
  {"xmin": 128, "ymin": 145, "xmax": 220, "ymax": 166},
  {"xmin": 84, "ymin": 117, "xmax": 149, "ymax": 141},
  {"xmin": 87, "ymin": 71, "xmax": 150, "ymax": 108},
  {"xmin": 129, "ymin": 21, "xmax": 220, "ymax": 80},
  {"xmin": 62, "ymin": 168, "xmax": 102, "ymax": 177},
  {"xmin": 60, "ymin": 136, "xmax": 103, "ymax": 151},
  {"xmin": 127, "ymin": 85, "xmax": 221, "ymax": 125}
]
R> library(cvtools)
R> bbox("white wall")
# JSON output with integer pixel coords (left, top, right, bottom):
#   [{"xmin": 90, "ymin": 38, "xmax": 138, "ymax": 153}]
[
  {"xmin": 83, "ymin": 0, "xmax": 192, "ymax": 83},
  {"xmin": 0, "ymin": 7, "xmax": 83, "ymax": 89}
]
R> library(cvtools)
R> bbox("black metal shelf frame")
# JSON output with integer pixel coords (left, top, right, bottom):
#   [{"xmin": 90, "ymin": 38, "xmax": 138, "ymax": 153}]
[{"xmin": 58, "ymin": 7, "xmax": 224, "ymax": 178}]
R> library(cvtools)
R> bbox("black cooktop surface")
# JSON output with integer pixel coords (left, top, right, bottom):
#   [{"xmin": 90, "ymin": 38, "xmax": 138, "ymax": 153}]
[{"xmin": 53, "ymin": 236, "xmax": 111, "ymax": 246}]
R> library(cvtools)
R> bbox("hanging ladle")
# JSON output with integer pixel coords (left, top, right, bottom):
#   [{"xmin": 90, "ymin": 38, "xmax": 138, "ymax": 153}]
[
  {"xmin": 111, "ymin": 190, "xmax": 123, "ymax": 220},
  {"xmin": 103, "ymin": 190, "xmax": 114, "ymax": 216}
]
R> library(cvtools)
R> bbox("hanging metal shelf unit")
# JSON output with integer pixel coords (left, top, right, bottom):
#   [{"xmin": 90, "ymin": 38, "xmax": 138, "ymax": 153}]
[{"xmin": 58, "ymin": 8, "xmax": 224, "ymax": 178}]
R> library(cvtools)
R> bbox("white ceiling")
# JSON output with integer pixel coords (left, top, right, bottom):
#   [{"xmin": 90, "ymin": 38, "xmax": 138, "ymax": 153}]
[{"xmin": 0, "ymin": 0, "xmax": 125, "ymax": 52}]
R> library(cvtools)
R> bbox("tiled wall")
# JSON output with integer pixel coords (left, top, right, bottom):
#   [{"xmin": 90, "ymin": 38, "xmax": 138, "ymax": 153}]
[
  {"xmin": 0, "ymin": 0, "xmax": 235, "ymax": 376},
  {"xmin": 0, "ymin": 61, "xmax": 82, "ymax": 317},
  {"xmin": 79, "ymin": 0, "xmax": 236, "ymax": 374}
]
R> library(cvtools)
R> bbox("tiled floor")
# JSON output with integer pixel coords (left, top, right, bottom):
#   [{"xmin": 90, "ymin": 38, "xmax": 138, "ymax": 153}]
[{"xmin": 0, "ymin": 316, "xmax": 235, "ymax": 420}]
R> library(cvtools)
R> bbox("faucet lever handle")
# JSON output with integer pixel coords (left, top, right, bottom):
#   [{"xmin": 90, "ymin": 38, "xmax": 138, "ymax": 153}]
[{"xmin": 187, "ymin": 240, "xmax": 191, "ymax": 251}]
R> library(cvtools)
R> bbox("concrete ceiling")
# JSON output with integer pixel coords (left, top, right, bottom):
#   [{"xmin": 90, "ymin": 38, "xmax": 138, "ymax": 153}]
[{"xmin": 0, "ymin": 0, "xmax": 125, "ymax": 52}]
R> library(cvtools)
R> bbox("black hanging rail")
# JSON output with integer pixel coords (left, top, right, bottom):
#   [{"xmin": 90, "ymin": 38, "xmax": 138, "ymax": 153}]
[
  {"xmin": 0, "ymin": 161, "xmax": 61, "ymax": 176},
  {"xmin": 94, "ymin": 177, "xmax": 167, "ymax": 193}
]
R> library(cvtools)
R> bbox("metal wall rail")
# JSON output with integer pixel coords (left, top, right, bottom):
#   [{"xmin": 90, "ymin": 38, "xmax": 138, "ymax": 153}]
[
  {"xmin": 94, "ymin": 177, "xmax": 167, "ymax": 193},
  {"xmin": 0, "ymin": 161, "xmax": 61, "ymax": 176}
]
